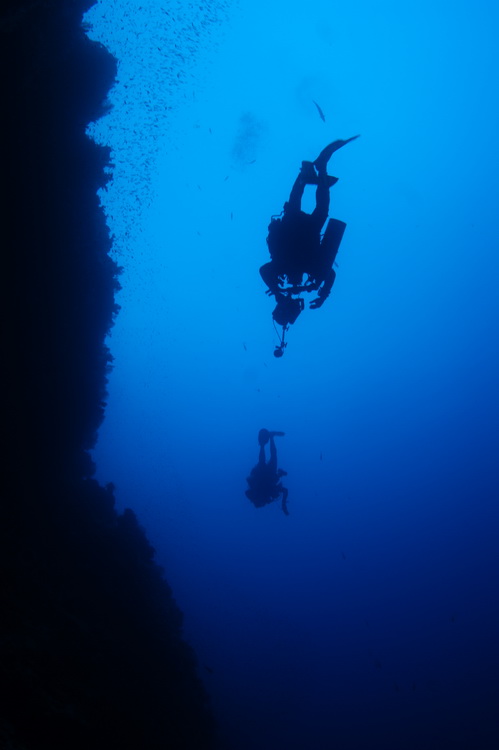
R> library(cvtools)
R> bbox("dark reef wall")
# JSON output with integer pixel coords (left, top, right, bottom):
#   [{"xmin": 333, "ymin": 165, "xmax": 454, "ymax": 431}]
[{"xmin": 1, "ymin": 1, "xmax": 216, "ymax": 747}]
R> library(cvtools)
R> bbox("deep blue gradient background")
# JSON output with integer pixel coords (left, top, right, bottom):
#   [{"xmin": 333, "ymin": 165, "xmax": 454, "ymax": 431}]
[{"xmin": 86, "ymin": 1, "xmax": 499, "ymax": 747}]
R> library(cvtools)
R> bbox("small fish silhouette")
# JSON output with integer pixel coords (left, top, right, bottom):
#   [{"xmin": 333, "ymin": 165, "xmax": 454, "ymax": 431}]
[{"xmin": 313, "ymin": 100, "xmax": 326, "ymax": 122}]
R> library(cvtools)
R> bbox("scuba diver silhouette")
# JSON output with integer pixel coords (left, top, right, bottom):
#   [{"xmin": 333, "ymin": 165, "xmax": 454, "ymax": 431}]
[
  {"xmin": 260, "ymin": 136, "xmax": 359, "ymax": 357},
  {"xmin": 245, "ymin": 429, "xmax": 289, "ymax": 515}
]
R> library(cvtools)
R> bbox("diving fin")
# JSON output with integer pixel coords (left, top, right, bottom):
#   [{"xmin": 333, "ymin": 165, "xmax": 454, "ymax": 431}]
[
  {"xmin": 301, "ymin": 161, "xmax": 338, "ymax": 187},
  {"xmin": 314, "ymin": 135, "xmax": 360, "ymax": 172}
]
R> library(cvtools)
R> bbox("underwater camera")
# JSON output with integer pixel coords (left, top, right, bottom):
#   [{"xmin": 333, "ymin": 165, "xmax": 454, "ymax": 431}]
[{"xmin": 272, "ymin": 296, "xmax": 304, "ymax": 327}]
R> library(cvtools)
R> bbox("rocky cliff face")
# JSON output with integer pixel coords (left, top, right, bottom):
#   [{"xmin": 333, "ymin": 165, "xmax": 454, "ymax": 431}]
[{"xmin": 1, "ymin": 2, "xmax": 217, "ymax": 747}]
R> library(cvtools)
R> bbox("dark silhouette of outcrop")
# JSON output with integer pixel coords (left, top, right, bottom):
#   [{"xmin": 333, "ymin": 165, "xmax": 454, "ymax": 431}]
[{"xmin": 1, "ymin": 1, "xmax": 216, "ymax": 747}]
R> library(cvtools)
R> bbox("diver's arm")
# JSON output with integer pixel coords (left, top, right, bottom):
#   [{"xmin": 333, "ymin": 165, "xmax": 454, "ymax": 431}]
[
  {"xmin": 310, "ymin": 267, "xmax": 336, "ymax": 309},
  {"xmin": 281, "ymin": 487, "xmax": 289, "ymax": 516},
  {"xmin": 260, "ymin": 262, "xmax": 282, "ymax": 296}
]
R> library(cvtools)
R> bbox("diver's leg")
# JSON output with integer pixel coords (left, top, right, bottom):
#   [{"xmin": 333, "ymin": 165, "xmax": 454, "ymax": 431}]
[
  {"xmin": 258, "ymin": 428, "xmax": 270, "ymax": 446},
  {"xmin": 268, "ymin": 436, "xmax": 277, "ymax": 473},
  {"xmin": 287, "ymin": 173, "xmax": 306, "ymax": 213},
  {"xmin": 311, "ymin": 174, "xmax": 330, "ymax": 230},
  {"xmin": 300, "ymin": 161, "xmax": 319, "ymax": 184},
  {"xmin": 288, "ymin": 153, "xmax": 336, "ymax": 213}
]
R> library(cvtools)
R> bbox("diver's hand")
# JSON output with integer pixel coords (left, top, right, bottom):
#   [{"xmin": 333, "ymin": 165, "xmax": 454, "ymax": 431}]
[{"xmin": 310, "ymin": 296, "xmax": 325, "ymax": 309}]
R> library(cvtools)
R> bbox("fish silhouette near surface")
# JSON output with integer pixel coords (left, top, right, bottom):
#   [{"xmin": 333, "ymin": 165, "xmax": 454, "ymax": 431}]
[{"xmin": 313, "ymin": 100, "xmax": 326, "ymax": 122}]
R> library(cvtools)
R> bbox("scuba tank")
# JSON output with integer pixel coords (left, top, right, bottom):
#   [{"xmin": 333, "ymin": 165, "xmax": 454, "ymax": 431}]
[{"xmin": 320, "ymin": 218, "xmax": 346, "ymax": 266}]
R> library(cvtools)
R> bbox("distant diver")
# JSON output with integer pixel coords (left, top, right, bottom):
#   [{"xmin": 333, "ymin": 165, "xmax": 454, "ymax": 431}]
[
  {"xmin": 260, "ymin": 136, "xmax": 359, "ymax": 357},
  {"xmin": 245, "ymin": 429, "xmax": 289, "ymax": 515}
]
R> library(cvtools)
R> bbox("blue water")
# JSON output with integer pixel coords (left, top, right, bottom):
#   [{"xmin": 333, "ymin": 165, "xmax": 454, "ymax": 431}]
[{"xmin": 85, "ymin": 1, "xmax": 499, "ymax": 747}]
